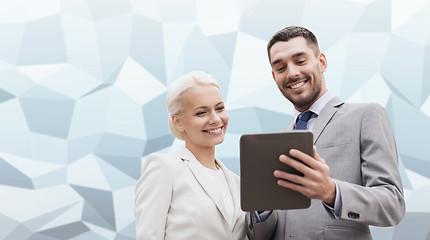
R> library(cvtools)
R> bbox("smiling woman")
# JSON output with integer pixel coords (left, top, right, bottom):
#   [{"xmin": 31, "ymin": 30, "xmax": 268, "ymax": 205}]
[
  {"xmin": 134, "ymin": 71, "xmax": 246, "ymax": 240},
  {"xmin": 172, "ymin": 84, "xmax": 228, "ymax": 163}
]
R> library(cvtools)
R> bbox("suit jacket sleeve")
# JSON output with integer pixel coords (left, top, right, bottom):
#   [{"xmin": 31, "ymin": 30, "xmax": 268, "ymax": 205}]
[
  {"xmin": 336, "ymin": 103, "xmax": 405, "ymax": 226},
  {"xmin": 135, "ymin": 154, "xmax": 174, "ymax": 240}
]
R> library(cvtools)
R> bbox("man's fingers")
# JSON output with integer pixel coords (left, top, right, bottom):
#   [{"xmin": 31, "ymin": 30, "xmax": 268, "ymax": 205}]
[
  {"xmin": 274, "ymin": 169, "xmax": 307, "ymax": 187},
  {"xmin": 279, "ymin": 154, "xmax": 309, "ymax": 176}
]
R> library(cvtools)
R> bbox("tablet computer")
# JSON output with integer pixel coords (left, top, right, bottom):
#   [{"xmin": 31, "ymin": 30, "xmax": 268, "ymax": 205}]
[{"xmin": 240, "ymin": 131, "xmax": 313, "ymax": 211}]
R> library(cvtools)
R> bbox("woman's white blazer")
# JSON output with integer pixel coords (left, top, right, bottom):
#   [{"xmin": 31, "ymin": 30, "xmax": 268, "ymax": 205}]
[{"xmin": 134, "ymin": 147, "xmax": 245, "ymax": 240}]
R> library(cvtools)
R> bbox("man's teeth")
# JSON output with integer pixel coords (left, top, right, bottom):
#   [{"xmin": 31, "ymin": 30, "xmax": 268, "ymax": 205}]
[
  {"xmin": 207, "ymin": 127, "xmax": 222, "ymax": 134},
  {"xmin": 291, "ymin": 81, "xmax": 305, "ymax": 89}
]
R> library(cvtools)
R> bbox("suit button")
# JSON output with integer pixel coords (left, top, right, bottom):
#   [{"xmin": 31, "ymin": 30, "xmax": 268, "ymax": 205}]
[{"xmin": 348, "ymin": 212, "xmax": 360, "ymax": 219}]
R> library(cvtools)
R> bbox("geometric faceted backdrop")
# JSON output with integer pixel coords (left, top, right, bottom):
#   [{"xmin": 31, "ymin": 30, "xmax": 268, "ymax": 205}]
[{"xmin": 1, "ymin": 0, "xmax": 430, "ymax": 239}]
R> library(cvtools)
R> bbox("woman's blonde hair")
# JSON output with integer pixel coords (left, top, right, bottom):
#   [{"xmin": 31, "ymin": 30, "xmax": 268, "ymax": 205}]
[{"xmin": 166, "ymin": 71, "xmax": 221, "ymax": 140}]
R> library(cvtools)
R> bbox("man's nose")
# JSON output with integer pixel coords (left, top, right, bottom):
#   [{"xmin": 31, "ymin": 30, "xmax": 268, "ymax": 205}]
[{"xmin": 287, "ymin": 65, "xmax": 300, "ymax": 79}]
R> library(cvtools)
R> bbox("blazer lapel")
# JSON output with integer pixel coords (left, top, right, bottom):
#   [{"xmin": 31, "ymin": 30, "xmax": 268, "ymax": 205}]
[
  {"xmin": 216, "ymin": 159, "xmax": 240, "ymax": 217},
  {"xmin": 216, "ymin": 159, "xmax": 237, "ymax": 238},
  {"xmin": 312, "ymin": 97, "xmax": 344, "ymax": 144},
  {"xmin": 283, "ymin": 97, "xmax": 344, "ymax": 144},
  {"xmin": 177, "ymin": 148, "xmax": 229, "ymax": 224}
]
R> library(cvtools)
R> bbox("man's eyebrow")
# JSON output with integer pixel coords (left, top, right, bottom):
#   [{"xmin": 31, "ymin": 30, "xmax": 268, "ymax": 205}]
[
  {"xmin": 292, "ymin": 52, "xmax": 306, "ymax": 58},
  {"xmin": 271, "ymin": 52, "xmax": 307, "ymax": 66},
  {"xmin": 271, "ymin": 59, "xmax": 282, "ymax": 66}
]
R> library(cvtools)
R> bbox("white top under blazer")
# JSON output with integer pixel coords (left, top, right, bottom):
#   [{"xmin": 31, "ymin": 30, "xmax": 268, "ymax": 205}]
[{"xmin": 134, "ymin": 147, "xmax": 246, "ymax": 240}]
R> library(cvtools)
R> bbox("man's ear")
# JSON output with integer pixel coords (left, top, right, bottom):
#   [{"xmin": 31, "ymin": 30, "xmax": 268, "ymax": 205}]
[
  {"xmin": 172, "ymin": 114, "xmax": 184, "ymax": 132},
  {"xmin": 319, "ymin": 53, "xmax": 327, "ymax": 73},
  {"xmin": 272, "ymin": 70, "xmax": 276, "ymax": 80}
]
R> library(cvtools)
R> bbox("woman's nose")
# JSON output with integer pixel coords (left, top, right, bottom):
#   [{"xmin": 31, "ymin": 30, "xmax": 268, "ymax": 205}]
[{"xmin": 208, "ymin": 111, "xmax": 222, "ymax": 124}]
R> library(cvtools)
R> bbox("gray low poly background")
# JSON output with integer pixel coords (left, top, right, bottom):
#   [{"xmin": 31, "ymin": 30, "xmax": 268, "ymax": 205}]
[{"xmin": 1, "ymin": 0, "xmax": 430, "ymax": 239}]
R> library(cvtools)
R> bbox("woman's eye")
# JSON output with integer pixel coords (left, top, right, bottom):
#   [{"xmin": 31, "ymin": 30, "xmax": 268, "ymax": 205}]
[
  {"xmin": 216, "ymin": 106, "xmax": 225, "ymax": 111},
  {"xmin": 195, "ymin": 111, "xmax": 206, "ymax": 116}
]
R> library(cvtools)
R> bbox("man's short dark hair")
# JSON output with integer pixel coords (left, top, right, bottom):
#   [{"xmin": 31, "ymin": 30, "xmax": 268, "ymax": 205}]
[{"xmin": 267, "ymin": 26, "xmax": 320, "ymax": 62}]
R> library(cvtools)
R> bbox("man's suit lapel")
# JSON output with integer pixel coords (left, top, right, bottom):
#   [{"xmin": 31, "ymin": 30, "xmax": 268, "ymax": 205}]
[
  {"xmin": 312, "ymin": 97, "xmax": 344, "ymax": 144},
  {"xmin": 284, "ymin": 97, "xmax": 344, "ymax": 144},
  {"xmin": 177, "ymin": 148, "xmax": 230, "ymax": 225}
]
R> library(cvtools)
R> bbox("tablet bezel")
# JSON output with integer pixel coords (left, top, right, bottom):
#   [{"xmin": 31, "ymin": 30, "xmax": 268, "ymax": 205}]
[{"xmin": 240, "ymin": 131, "xmax": 313, "ymax": 211}]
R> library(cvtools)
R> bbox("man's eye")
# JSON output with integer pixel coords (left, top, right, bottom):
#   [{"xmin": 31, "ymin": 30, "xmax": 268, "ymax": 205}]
[
  {"xmin": 297, "ymin": 59, "xmax": 306, "ymax": 64},
  {"xmin": 277, "ymin": 66, "xmax": 285, "ymax": 72}
]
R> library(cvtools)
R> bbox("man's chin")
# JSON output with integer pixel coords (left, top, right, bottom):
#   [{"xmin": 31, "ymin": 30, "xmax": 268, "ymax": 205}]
[
  {"xmin": 285, "ymin": 94, "xmax": 308, "ymax": 106},
  {"xmin": 290, "ymin": 98, "xmax": 314, "ymax": 110}
]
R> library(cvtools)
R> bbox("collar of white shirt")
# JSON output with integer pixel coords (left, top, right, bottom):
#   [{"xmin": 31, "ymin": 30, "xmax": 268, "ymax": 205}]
[{"xmin": 293, "ymin": 91, "xmax": 335, "ymax": 131}]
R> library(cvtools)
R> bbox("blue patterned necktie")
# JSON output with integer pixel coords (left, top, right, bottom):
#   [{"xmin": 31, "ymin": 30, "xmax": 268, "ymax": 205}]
[{"xmin": 294, "ymin": 111, "xmax": 314, "ymax": 130}]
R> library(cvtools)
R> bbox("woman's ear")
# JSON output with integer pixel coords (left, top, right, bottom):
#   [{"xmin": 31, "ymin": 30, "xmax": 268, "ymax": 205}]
[{"xmin": 172, "ymin": 114, "xmax": 184, "ymax": 132}]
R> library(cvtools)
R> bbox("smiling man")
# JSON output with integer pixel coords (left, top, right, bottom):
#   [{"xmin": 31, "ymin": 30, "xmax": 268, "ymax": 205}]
[{"xmin": 245, "ymin": 26, "xmax": 405, "ymax": 240}]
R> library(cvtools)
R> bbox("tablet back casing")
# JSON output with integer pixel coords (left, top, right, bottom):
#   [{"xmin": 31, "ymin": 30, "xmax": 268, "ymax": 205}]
[{"xmin": 240, "ymin": 131, "xmax": 313, "ymax": 211}]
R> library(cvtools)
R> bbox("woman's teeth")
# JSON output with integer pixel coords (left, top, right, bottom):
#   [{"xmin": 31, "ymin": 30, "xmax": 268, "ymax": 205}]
[{"xmin": 206, "ymin": 127, "xmax": 222, "ymax": 134}]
